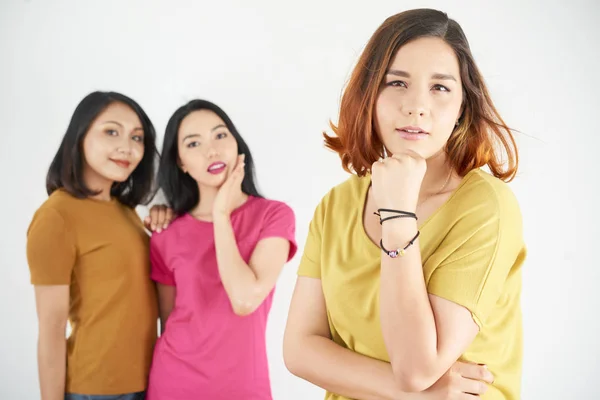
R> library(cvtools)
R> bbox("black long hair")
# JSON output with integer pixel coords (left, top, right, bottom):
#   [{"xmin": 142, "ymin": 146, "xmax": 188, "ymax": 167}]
[
  {"xmin": 158, "ymin": 99, "xmax": 262, "ymax": 215},
  {"xmin": 46, "ymin": 91, "xmax": 158, "ymax": 207}
]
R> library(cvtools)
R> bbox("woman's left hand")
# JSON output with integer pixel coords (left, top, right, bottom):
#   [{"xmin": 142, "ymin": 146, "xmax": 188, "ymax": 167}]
[
  {"xmin": 371, "ymin": 150, "xmax": 427, "ymax": 212},
  {"xmin": 213, "ymin": 154, "xmax": 246, "ymax": 218},
  {"xmin": 144, "ymin": 205, "xmax": 175, "ymax": 233}
]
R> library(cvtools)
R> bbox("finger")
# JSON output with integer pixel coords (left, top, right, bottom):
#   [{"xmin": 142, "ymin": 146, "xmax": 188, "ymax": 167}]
[
  {"xmin": 149, "ymin": 207, "xmax": 159, "ymax": 231},
  {"xmin": 143, "ymin": 216, "xmax": 151, "ymax": 230},
  {"xmin": 456, "ymin": 362, "xmax": 494, "ymax": 384},
  {"xmin": 164, "ymin": 208, "xmax": 174, "ymax": 229},
  {"xmin": 458, "ymin": 392, "xmax": 481, "ymax": 399},
  {"xmin": 157, "ymin": 207, "xmax": 167, "ymax": 231},
  {"xmin": 458, "ymin": 375, "xmax": 488, "ymax": 396}
]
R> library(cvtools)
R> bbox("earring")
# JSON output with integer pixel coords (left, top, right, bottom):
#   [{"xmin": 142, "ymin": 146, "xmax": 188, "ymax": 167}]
[{"xmin": 455, "ymin": 120, "xmax": 460, "ymax": 127}]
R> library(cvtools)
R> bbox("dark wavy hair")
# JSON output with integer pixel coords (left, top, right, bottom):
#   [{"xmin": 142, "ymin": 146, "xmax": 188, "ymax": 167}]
[
  {"xmin": 46, "ymin": 91, "xmax": 158, "ymax": 207},
  {"xmin": 158, "ymin": 99, "xmax": 262, "ymax": 215}
]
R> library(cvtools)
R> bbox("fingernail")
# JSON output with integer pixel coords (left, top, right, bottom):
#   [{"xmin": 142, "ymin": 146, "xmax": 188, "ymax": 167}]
[
  {"xmin": 151, "ymin": 224, "xmax": 156, "ymax": 230},
  {"xmin": 157, "ymin": 228, "xmax": 162, "ymax": 233},
  {"xmin": 163, "ymin": 224, "xmax": 168, "ymax": 229}
]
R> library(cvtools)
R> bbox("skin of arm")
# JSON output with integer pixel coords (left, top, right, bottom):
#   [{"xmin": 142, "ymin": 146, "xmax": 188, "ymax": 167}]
[
  {"xmin": 213, "ymin": 212, "xmax": 290, "ymax": 316},
  {"xmin": 156, "ymin": 283, "xmax": 176, "ymax": 334},
  {"xmin": 34, "ymin": 285, "xmax": 69, "ymax": 400},
  {"xmin": 283, "ymin": 276, "xmax": 424, "ymax": 400},
  {"xmin": 378, "ymin": 214, "xmax": 479, "ymax": 392}
]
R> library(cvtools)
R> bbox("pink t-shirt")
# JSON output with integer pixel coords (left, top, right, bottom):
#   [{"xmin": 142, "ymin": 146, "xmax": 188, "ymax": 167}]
[{"xmin": 146, "ymin": 196, "xmax": 296, "ymax": 400}]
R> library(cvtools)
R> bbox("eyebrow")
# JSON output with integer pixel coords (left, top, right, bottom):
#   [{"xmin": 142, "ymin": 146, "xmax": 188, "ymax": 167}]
[
  {"xmin": 387, "ymin": 69, "xmax": 457, "ymax": 82},
  {"xmin": 102, "ymin": 120, "xmax": 143, "ymax": 131},
  {"xmin": 182, "ymin": 124, "xmax": 228, "ymax": 142}
]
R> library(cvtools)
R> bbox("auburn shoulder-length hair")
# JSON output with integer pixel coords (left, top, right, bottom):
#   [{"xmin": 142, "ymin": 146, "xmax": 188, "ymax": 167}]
[{"xmin": 324, "ymin": 8, "xmax": 518, "ymax": 182}]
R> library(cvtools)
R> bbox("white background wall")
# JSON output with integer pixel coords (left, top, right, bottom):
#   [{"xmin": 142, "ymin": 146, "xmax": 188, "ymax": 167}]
[{"xmin": 2, "ymin": 0, "xmax": 599, "ymax": 398}]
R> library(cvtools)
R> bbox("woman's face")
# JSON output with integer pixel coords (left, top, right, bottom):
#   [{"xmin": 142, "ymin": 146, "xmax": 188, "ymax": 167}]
[
  {"xmin": 82, "ymin": 101, "xmax": 145, "ymax": 184},
  {"xmin": 177, "ymin": 109, "xmax": 239, "ymax": 189},
  {"xmin": 375, "ymin": 37, "xmax": 464, "ymax": 160}
]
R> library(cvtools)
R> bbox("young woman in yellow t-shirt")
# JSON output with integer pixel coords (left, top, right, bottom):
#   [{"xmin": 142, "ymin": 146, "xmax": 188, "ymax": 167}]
[{"xmin": 284, "ymin": 8, "xmax": 525, "ymax": 400}]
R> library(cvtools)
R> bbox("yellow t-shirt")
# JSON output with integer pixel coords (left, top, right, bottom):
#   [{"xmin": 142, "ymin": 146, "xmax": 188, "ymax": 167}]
[
  {"xmin": 298, "ymin": 169, "xmax": 525, "ymax": 400},
  {"xmin": 26, "ymin": 189, "xmax": 158, "ymax": 395}
]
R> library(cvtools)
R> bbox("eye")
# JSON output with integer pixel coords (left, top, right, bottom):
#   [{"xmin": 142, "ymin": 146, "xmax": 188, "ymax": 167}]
[
  {"xmin": 105, "ymin": 129, "xmax": 118, "ymax": 136},
  {"xmin": 186, "ymin": 141, "xmax": 200, "ymax": 148},
  {"xmin": 387, "ymin": 80, "xmax": 407, "ymax": 88},
  {"xmin": 216, "ymin": 132, "xmax": 228, "ymax": 139},
  {"xmin": 132, "ymin": 135, "xmax": 144, "ymax": 143},
  {"xmin": 432, "ymin": 84, "xmax": 450, "ymax": 92}
]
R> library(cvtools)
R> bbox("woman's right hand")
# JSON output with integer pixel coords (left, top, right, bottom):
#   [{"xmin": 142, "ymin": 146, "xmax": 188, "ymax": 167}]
[{"xmin": 422, "ymin": 361, "xmax": 494, "ymax": 399}]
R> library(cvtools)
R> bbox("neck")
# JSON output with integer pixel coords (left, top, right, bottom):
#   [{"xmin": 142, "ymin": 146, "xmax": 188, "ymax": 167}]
[
  {"xmin": 83, "ymin": 166, "xmax": 113, "ymax": 202},
  {"xmin": 420, "ymin": 151, "xmax": 454, "ymax": 200},
  {"xmin": 190, "ymin": 183, "xmax": 219, "ymax": 218}
]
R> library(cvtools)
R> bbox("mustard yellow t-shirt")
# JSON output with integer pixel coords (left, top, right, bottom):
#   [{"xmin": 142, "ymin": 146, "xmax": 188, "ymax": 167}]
[
  {"xmin": 26, "ymin": 189, "xmax": 158, "ymax": 395},
  {"xmin": 298, "ymin": 169, "xmax": 525, "ymax": 400}
]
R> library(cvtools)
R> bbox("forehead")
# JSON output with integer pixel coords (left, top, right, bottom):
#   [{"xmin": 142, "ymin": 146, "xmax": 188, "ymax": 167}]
[
  {"xmin": 95, "ymin": 101, "xmax": 141, "ymax": 125},
  {"xmin": 388, "ymin": 37, "xmax": 460, "ymax": 78},
  {"xmin": 179, "ymin": 109, "xmax": 225, "ymax": 134}
]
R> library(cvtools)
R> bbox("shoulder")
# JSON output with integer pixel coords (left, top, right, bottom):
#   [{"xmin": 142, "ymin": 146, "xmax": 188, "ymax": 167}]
[
  {"xmin": 455, "ymin": 169, "xmax": 521, "ymax": 220},
  {"xmin": 316, "ymin": 174, "xmax": 368, "ymax": 212},
  {"xmin": 248, "ymin": 197, "xmax": 295, "ymax": 224},
  {"xmin": 446, "ymin": 169, "xmax": 523, "ymax": 240},
  {"xmin": 29, "ymin": 190, "xmax": 78, "ymax": 228},
  {"xmin": 149, "ymin": 214, "xmax": 191, "ymax": 248}
]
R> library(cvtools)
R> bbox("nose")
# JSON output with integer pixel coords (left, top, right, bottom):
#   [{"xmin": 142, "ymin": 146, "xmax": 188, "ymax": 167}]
[
  {"xmin": 116, "ymin": 138, "xmax": 133, "ymax": 155},
  {"xmin": 402, "ymin": 90, "xmax": 428, "ymax": 118},
  {"xmin": 206, "ymin": 146, "xmax": 219, "ymax": 159}
]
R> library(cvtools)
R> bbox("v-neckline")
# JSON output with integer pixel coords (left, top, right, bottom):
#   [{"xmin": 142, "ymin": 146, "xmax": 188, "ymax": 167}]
[{"xmin": 357, "ymin": 169, "xmax": 478, "ymax": 251}]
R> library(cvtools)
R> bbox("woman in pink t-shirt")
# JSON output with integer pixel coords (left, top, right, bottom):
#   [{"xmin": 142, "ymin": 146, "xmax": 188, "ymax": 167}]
[{"xmin": 147, "ymin": 99, "xmax": 297, "ymax": 400}]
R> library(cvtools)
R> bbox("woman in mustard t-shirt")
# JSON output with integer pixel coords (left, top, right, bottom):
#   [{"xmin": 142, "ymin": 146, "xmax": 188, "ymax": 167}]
[
  {"xmin": 26, "ymin": 91, "xmax": 169, "ymax": 400},
  {"xmin": 284, "ymin": 9, "xmax": 525, "ymax": 400}
]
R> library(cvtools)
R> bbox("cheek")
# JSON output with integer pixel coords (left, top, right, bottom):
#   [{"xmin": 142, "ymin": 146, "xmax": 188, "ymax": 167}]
[
  {"xmin": 374, "ymin": 95, "xmax": 391, "ymax": 133},
  {"xmin": 433, "ymin": 98, "xmax": 462, "ymax": 134},
  {"xmin": 82, "ymin": 135, "xmax": 102, "ymax": 164},
  {"xmin": 179, "ymin": 149, "xmax": 206, "ymax": 171},
  {"xmin": 132, "ymin": 142, "xmax": 145, "ymax": 161}
]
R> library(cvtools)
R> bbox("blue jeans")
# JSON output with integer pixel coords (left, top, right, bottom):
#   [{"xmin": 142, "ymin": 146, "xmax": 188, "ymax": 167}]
[{"xmin": 65, "ymin": 392, "xmax": 145, "ymax": 400}]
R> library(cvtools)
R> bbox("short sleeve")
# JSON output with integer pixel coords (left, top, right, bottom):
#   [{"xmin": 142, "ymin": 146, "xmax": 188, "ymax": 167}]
[
  {"xmin": 427, "ymin": 193, "xmax": 524, "ymax": 327},
  {"xmin": 258, "ymin": 202, "xmax": 298, "ymax": 262},
  {"xmin": 149, "ymin": 237, "xmax": 175, "ymax": 286},
  {"xmin": 297, "ymin": 195, "xmax": 328, "ymax": 279},
  {"xmin": 26, "ymin": 208, "xmax": 76, "ymax": 285}
]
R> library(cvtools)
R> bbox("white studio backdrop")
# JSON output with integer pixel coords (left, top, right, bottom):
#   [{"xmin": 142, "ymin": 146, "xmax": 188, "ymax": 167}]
[{"xmin": 1, "ymin": 0, "xmax": 599, "ymax": 398}]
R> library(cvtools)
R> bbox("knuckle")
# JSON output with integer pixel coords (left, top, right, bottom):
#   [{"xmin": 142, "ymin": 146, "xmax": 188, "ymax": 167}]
[{"xmin": 479, "ymin": 381, "xmax": 488, "ymax": 393}]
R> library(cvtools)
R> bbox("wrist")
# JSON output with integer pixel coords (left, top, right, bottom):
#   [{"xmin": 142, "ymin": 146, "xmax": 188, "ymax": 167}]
[{"xmin": 212, "ymin": 210, "xmax": 231, "ymax": 222}]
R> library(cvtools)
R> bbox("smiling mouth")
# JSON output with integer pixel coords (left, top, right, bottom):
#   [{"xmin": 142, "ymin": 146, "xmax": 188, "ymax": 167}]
[
  {"xmin": 111, "ymin": 159, "xmax": 131, "ymax": 168},
  {"xmin": 207, "ymin": 162, "xmax": 227, "ymax": 174}
]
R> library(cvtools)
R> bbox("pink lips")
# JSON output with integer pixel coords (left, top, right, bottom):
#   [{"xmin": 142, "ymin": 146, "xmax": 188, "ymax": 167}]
[
  {"xmin": 396, "ymin": 126, "xmax": 429, "ymax": 141},
  {"xmin": 111, "ymin": 159, "xmax": 131, "ymax": 168},
  {"xmin": 207, "ymin": 162, "xmax": 226, "ymax": 175}
]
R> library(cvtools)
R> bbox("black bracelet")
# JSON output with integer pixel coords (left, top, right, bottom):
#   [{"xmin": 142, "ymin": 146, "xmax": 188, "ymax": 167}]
[
  {"xmin": 380, "ymin": 231, "xmax": 420, "ymax": 258},
  {"xmin": 373, "ymin": 208, "xmax": 418, "ymax": 224},
  {"xmin": 378, "ymin": 214, "xmax": 415, "ymax": 225}
]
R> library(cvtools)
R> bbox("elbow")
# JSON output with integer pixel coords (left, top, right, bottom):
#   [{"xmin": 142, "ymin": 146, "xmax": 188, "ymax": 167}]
[
  {"xmin": 282, "ymin": 336, "xmax": 303, "ymax": 377},
  {"xmin": 230, "ymin": 293, "xmax": 260, "ymax": 317},
  {"xmin": 230, "ymin": 285, "xmax": 266, "ymax": 316},
  {"xmin": 391, "ymin": 362, "xmax": 437, "ymax": 393},
  {"xmin": 231, "ymin": 301, "xmax": 258, "ymax": 316},
  {"xmin": 394, "ymin": 375, "xmax": 431, "ymax": 393}
]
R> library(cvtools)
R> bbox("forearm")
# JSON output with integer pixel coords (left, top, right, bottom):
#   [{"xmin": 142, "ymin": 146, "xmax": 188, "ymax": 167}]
[
  {"xmin": 379, "ymin": 219, "xmax": 441, "ymax": 390},
  {"xmin": 213, "ymin": 213, "xmax": 260, "ymax": 313},
  {"xmin": 37, "ymin": 329, "xmax": 66, "ymax": 400},
  {"xmin": 286, "ymin": 334, "xmax": 419, "ymax": 400}
]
